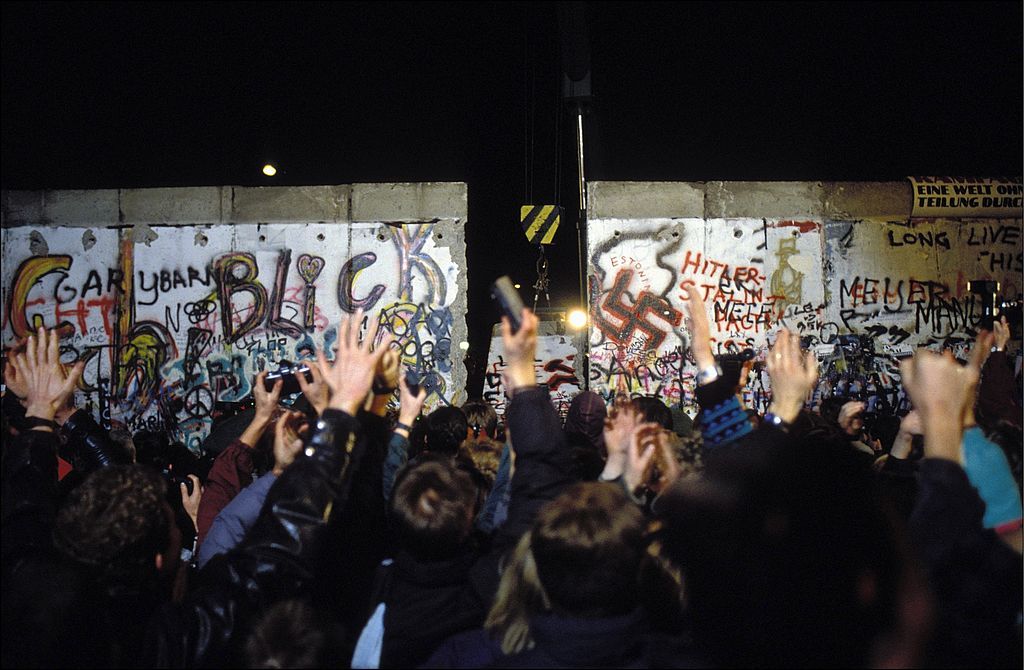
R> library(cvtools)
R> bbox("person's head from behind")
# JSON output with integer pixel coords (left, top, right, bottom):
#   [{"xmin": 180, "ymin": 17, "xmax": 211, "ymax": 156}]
[
  {"xmin": 631, "ymin": 396, "xmax": 673, "ymax": 431},
  {"xmin": 458, "ymin": 440, "xmax": 502, "ymax": 489},
  {"xmin": 657, "ymin": 439, "xmax": 923, "ymax": 667},
  {"xmin": 423, "ymin": 406, "xmax": 469, "ymax": 457},
  {"xmin": 820, "ymin": 396, "xmax": 864, "ymax": 438},
  {"xmin": 53, "ymin": 464, "xmax": 179, "ymax": 592},
  {"xmin": 486, "ymin": 483, "xmax": 647, "ymax": 653},
  {"xmin": 563, "ymin": 391, "xmax": 607, "ymax": 449},
  {"xmin": 462, "ymin": 398, "xmax": 498, "ymax": 442},
  {"xmin": 390, "ymin": 457, "xmax": 478, "ymax": 560},
  {"xmin": 532, "ymin": 482, "xmax": 647, "ymax": 616},
  {"xmin": 244, "ymin": 598, "xmax": 325, "ymax": 669}
]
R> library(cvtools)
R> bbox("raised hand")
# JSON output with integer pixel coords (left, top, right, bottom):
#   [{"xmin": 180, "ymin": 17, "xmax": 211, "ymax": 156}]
[
  {"xmin": 317, "ymin": 309, "xmax": 393, "ymax": 415},
  {"xmin": 838, "ymin": 401, "xmax": 866, "ymax": 437},
  {"xmin": 501, "ymin": 308, "xmax": 538, "ymax": 390},
  {"xmin": 601, "ymin": 399, "xmax": 642, "ymax": 482},
  {"xmin": 272, "ymin": 409, "xmax": 308, "ymax": 475},
  {"xmin": 295, "ymin": 362, "xmax": 329, "ymax": 416},
  {"xmin": 180, "ymin": 476, "xmax": 203, "ymax": 531},
  {"xmin": 992, "ymin": 315, "xmax": 1010, "ymax": 352},
  {"xmin": 3, "ymin": 353, "xmax": 29, "ymax": 399},
  {"xmin": 681, "ymin": 284, "xmax": 715, "ymax": 369},
  {"xmin": 899, "ymin": 349, "xmax": 976, "ymax": 462},
  {"xmin": 253, "ymin": 370, "xmax": 284, "ymax": 422},
  {"xmin": 397, "ymin": 368, "xmax": 427, "ymax": 427},
  {"xmin": 239, "ymin": 371, "xmax": 283, "ymax": 448},
  {"xmin": 15, "ymin": 326, "xmax": 84, "ymax": 424},
  {"xmin": 889, "ymin": 410, "xmax": 923, "ymax": 460},
  {"xmin": 646, "ymin": 430, "xmax": 682, "ymax": 495},
  {"xmin": 766, "ymin": 328, "xmax": 818, "ymax": 423},
  {"xmin": 374, "ymin": 349, "xmax": 401, "ymax": 394},
  {"xmin": 623, "ymin": 422, "xmax": 661, "ymax": 495}
]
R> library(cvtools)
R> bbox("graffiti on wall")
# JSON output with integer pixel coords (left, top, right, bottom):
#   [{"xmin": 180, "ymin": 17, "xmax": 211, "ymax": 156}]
[
  {"xmin": 485, "ymin": 329, "xmax": 583, "ymax": 419},
  {"xmin": 588, "ymin": 217, "xmax": 1022, "ymax": 415},
  {"xmin": 1, "ymin": 223, "xmax": 464, "ymax": 452}
]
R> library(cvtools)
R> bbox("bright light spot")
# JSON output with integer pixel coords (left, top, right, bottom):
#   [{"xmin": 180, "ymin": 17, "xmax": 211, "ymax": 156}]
[
  {"xmin": 567, "ymin": 309, "xmax": 588, "ymax": 329},
  {"xmin": 262, "ymin": 164, "xmax": 278, "ymax": 177},
  {"xmin": 458, "ymin": 341, "xmax": 470, "ymax": 351},
  {"xmin": 513, "ymin": 283, "xmax": 521, "ymax": 289}
]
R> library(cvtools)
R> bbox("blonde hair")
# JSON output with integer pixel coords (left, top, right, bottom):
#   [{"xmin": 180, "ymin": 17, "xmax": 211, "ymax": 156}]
[
  {"xmin": 484, "ymin": 531, "xmax": 550, "ymax": 654},
  {"xmin": 484, "ymin": 482, "xmax": 647, "ymax": 654}
]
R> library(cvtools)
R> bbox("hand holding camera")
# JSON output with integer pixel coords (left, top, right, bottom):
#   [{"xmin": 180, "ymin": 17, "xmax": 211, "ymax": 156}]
[
  {"xmin": 491, "ymin": 275, "xmax": 526, "ymax": 333},
  {"xmin": 262, "ymin": 361, "xmax": 314, "ymax": 395},
  {"xmin": 398, "ymin": 369, "xmax": 427, "ymax": 426},
  {"xmin": 253, "ymin": 370, "xmax": 284, "ymax": 423}
]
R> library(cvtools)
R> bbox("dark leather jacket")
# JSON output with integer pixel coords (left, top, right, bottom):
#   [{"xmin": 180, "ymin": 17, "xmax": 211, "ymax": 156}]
[{"xmin": 2, "ymin": 408, "xmax": 364, "ymax": 668}]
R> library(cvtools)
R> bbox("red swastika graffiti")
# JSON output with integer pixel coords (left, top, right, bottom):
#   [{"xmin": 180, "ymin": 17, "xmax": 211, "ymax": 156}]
[{"xmin": 593, "ymin": 268, "xmax": 682, "ymax": 350}]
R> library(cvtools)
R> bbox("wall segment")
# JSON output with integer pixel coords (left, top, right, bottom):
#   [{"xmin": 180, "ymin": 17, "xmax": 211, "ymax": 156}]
[
  {"xmin": 2, "ymin": 184, "xmax": 468, "ymax": 452},
  {"xmin": 586, "ymin": 181, "xmax": 1022, "ymax": 415}
]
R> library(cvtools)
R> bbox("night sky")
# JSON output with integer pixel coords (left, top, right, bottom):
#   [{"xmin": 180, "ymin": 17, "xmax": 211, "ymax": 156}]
[{"xmin": 3, "ymin": 1, "xmax": 1021, "ymax": 393}]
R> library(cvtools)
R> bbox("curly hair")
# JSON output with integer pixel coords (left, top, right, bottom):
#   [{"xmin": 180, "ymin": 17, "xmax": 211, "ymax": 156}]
[{"xmin": 53, "ymin": 465, "xmax": 170, "ymax": 588}]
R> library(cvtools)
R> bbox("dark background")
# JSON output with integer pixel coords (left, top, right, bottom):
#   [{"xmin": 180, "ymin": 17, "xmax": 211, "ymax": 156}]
[{"xmin": 3, "ymin": 1, "xmax": 1022, "ymax": 395}]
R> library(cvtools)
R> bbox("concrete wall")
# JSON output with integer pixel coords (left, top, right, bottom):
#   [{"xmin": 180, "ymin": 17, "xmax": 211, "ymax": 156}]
[
  {"xmin": 1, "ymin": 184, "xmax": 468, "ymax": 452},
  {"xmin": 485, "ymin": 322, "xmax": 584, "ymax": 419},
  {"xmin": 586, "ymin": 181, "xmax": 1022, "ymax": 415}
]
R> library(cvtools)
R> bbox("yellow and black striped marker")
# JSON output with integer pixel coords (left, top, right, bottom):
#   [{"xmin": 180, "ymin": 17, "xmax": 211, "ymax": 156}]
[{"xmin": 520, "ymin": 205, "xmax": 562, "ymax": 245}]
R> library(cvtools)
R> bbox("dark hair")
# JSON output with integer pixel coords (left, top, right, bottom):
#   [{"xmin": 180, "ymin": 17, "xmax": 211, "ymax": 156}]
[
  {"xmin": 424, "ymin": 406, "xmax": 468, "ymax": 457},
  {"xmin": 530, "ymin": 482, "xmax": 647, "ymax": 618},
  {"xmin": 462, "ymin": 398, "xmax": 498, "ymax": 439},
  {"xmin": 458, "ymin": 439, "xmax": 502, "ymax": 489},
  {"xmin": 819, "ymin": 396, "xmax": 854, "ymax": 426},
  {"xmin": 631, "ymin": 396, "xmax": 673, "ymax": 431},
  {"xmin": 657, "ymin": 438, "xmax": 907, "ymax": 667},
  {"xmin": 390, "ymin": 458, "xmax": 477, "ymax": 560},
  {"xmin": 244, "ymin": 599, "xmax": 325, "ymax": 669},
  {"xmin": 52, "ymin": 465, "xmax": 170, "ymax": 590}
]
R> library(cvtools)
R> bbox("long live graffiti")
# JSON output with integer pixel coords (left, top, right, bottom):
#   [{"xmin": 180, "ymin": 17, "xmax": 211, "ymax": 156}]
[
  {"xmin": 1, "ymin": 223, "xmax": 465, "ymax": 452},
  {"xmin": 588, "ymin": 217, "xmax": 1022, "ymax": 415}
]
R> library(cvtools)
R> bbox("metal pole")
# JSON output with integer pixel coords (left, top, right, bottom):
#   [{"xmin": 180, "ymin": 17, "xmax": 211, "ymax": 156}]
[{"xmin": 574, "ymin": 104, "xmax": 590, "ymax": 390}]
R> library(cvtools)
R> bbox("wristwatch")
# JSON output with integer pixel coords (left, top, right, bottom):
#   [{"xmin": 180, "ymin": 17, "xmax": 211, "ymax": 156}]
[
  {"xmin": 762, "ymin": 412, "xmax": 790, "ymax": 432},
  {"xmin": 696, "ymin": 364, "xmax": 722, "ymax": 386}
]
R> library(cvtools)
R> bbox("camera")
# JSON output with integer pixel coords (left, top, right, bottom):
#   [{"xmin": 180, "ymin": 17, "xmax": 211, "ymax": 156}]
[
  {"xmin": 837, "ymin": 334, "xmax": 874, "ymax": 361},
  {"xmin": 717, "ymin": 349, "xmax": 755, "ymax": 388},
  {"xmin": 263, "ymin": 360, "xmax": 313, "ymax": 395},
  {"xmin": 491, "ymin": 275, "xmax": 526, "ymax": 333},
  {"xmin": 163, "ymin": 469, "xmax": 195, "ymax": 496},
  {"xmin": 968, "ymin": 280, "xmax": 1021, "ymax": 338},
  {"xmin": 405, "ymin": 370, "xmax": 422, "ymax": 396}
]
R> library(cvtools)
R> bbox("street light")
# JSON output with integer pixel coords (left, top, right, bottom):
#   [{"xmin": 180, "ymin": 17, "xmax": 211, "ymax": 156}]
[{"xmin": 567, "ymin": 309, "xmax": 588, "ymax": 329}]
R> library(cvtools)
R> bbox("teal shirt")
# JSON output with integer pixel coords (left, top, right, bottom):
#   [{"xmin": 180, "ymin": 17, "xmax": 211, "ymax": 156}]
[{"xmin": 961, "ymin": 426, "xmax": 1023, "ymax": 529}]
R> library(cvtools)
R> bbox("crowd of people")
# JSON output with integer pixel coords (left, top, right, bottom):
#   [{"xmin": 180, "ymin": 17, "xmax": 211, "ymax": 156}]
[{"xmin": 1, "ymin": 289, "xmax": 1021, "ymax": 668}]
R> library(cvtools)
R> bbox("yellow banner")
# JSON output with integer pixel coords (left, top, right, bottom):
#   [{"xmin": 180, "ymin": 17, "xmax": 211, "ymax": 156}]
[{"xmin": 908, "ymin": 177, "xmax": 1023, "ymax": 218}]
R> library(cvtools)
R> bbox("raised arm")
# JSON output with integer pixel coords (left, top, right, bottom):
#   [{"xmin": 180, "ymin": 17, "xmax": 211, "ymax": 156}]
[
  {"xmin": 154, "ymin": 311, "xmax": 390, "ymax": 667},
  {"xmin": 494, "ymin": 308, "xmax": 574, "ymax": 549},
  {"xmin": 196, "ymin": 370, "xmax": 282, "ymax": 544},
  {"xmin": 2, "ymin": 327, "xmax": 83, "ymax": 562},
  {"xmin": 901, "ymin": 345, "xmax": 1023, "ymax": 666}
]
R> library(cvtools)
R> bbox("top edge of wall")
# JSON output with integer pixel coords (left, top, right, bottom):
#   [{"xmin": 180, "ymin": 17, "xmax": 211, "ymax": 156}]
[
  {"xmin": 1, "ymin": 182, "xmax": 468, "ymax": 227},
  {"xmin": 587, "ymin": 180, "xmax": 936, "ymax": 220}
]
